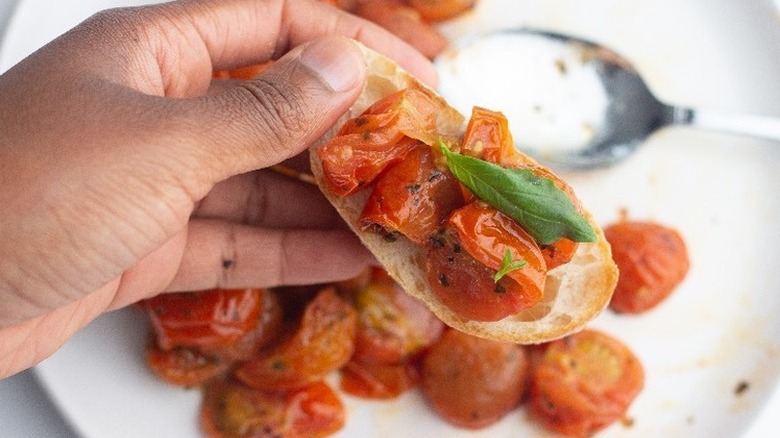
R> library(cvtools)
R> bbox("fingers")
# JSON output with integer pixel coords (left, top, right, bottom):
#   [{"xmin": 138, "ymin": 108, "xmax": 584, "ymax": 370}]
[
  {"xmin": 147, "ymin": 0, "xmax": 437, "ymax": 89},
  {"xmin": 166, "ymin": 218, "xmax": 374, "ymax": 292},
  {"xmin": 187, "ymin": 35, "xmax": 366, "ymax": 177},
  {"xmin": 193, "ymin": 169, "xmax": 342, "ymax": 229}
]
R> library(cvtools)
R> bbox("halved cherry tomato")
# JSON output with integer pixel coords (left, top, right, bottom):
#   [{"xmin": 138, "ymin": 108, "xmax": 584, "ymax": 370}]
[
  {"xmin": 348, "ymin": 267, "xmax": 445, "ymax": 365},
  {"xmin": 200, "ymin": 379, "xmax": 345, "ymax": 438},
  {"xmin": 340, "ymin": 360, "xmax": 420, "ymax": 399},
  {"xmin": 318, "ymin": 87, "xmax": 441, "ymax": 196},
  {"xmin": 604, "ymin": 221, "xmax": 690, "ymax": 314},
  {"xmin": 146, "ymin": 343, "xmax": 230, "ymax": 387},
  {"xmin": 427, "ymin": 202, "xmax": 545, "ymax": 321},
  {"xmin": 426, "ymin": 229, "xmax": 531, "ymax": 321},
  {"xmin": 405, "ymin": 0, "xmax": 477, "ymax": 21},
  {"xmin": 234, "ymin": 287, "xmax": 356, "ymax": 390},
  {"xmin": 353, "ymin": 0, "xmax": 448, "ymax": 59},
  {"xmin": 460, "ymin": 108, "xmax": 579, "ymax": 270},
  {"xmin": 212, "ymin": 290, "xmax": 284, "ymax": 363},
  {"xmin": 141, "ymin": 289, "xmax": 263, "ymax": 351},
  {"xmin": 530, "ymin": 329, "xmax": 645, "ymax": 437},
  {"xmin": 460, "ymin": 107, "xmax": 516, "ymax": 165},
  {"xmin": 360, "ymin": 144, "xmax": 464, "ymax": 245},
  {"xmin": 421, "ymin": 329, "xmax": 529, "ymax": 429}
]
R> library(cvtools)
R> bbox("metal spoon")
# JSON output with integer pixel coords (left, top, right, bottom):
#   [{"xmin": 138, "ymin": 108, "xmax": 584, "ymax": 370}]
[{"xmin": 434, "ymin": 29, "xmax": 780, "ymax": 169}]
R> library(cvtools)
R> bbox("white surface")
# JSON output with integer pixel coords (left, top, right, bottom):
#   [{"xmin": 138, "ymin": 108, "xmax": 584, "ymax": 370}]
[
  {"xmin": 437, "ymin": 32, "xmax": 610, "ymax": 152},
  {"xmin": 2, "ymin": 1, "xmax": 780, "ymax": 438}
]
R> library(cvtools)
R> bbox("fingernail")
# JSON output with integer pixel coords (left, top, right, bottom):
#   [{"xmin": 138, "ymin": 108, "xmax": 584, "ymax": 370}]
[{"xmin": 299, "ymin": 37, "xmax": 365, "ymax": 92}]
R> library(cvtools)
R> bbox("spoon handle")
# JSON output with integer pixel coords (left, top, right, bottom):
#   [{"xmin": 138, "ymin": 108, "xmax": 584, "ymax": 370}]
[{"xmin": 677, "ymin": 107, "xmax": 780, "ymax": 143}]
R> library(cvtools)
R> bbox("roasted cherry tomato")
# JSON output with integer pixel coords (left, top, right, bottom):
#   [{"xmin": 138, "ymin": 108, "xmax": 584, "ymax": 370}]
[
  {"xmin": 235, "ymin": 288, "xmax": 357, "ymax": 390},
  {"xmin": 426, "ymin": 229, "xmax": 531, "ymax": 322},
  {"xmin": 200, "ymin": 379, "xmax": 345, "ymax": 438},
  {"xmin": 425, "ymin": 203, "xmax": 545, "ymax": 321},
  {"xmin": 318, "ymin": 87, "xmax": 441, "ymax": 196},
  {"xmin": 360, "ymin": 144, "xmax": 464, "ymax": 245},
  {"xmin": 141, "ymin": 288, "xmax": 263, "ymax": 351},
  {"xmin": 449, "ymin": 202, "xmax": 546, "ymax": 299},
  {"xmin": 353, "ymin": 0, "xmax": 448, "ymax": 59},
  {"xmin": 340, "ymin": 360, "xmax": 420, "ymax": 399},
  {"xmin": 530, "ymin": 329, "xmax": 645, "ymax": 437},
  {"xmin": 421, "ymin": 329, "xmax": 529, "ymax": 429},
  {"xmin": 460, "ymin": 108, "xmax": 579, "ymax": 270},
  {"xmin": 604, "ymin": 221, "xmax": 690, "ymax": 314},
  {"xmin": 146, "ymin": 343, "xmax": 230, "ymax": 387},
  {"xmin": 405, "ymin": 0, "xmax": 477, "ymax": 21},
  {"xmin": 214, "ymin": 290, "xmax": 284, "ymax": 363},
  {"xmin": 349, "ymin": 267, "xmax": 445, "ymax": 365},
  {"xmin": 460, "ymin": 107, "xmax": 516, "ymax": 165}
]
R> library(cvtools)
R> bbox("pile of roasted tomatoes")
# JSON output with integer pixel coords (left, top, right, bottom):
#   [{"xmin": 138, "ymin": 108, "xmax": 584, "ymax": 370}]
[{"xmin": 141, "ymin": 266, "xmax": 649, "ymax": 438}]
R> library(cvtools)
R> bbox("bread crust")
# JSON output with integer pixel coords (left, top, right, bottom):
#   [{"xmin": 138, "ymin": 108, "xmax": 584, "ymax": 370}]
[{"xmin": 310, "ymin": 43, "xmax": 617, "ymax": 344}]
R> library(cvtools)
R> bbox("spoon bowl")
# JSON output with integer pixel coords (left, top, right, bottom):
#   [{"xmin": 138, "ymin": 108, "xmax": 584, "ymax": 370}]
[{"xmin": 434, "ymin": 29, "xmax": 780, "ymax": 169}]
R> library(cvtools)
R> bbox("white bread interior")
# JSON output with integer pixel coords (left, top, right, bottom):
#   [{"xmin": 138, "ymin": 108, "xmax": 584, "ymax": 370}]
[{"xmin": 310, "ymin": 43, "xmax": 618, "ymax": 344}]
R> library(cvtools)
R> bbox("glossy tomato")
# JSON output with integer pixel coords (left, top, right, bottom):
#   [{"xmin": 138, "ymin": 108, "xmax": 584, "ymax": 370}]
[
  {"xmin": 459, "ymin": 108, "xmax": 579, "ymax": 270},
  {"xmin": 360, "ymin": 143, "xmax": 464, "ymax": 245},
  {"xmin": 530, "ymin": 329, "xmax": 645, "ymax": 437},
  {"xmin": 146, "ymin": 343, "xmax": 230, "ymax": 387},
  {"xmin": 426, "ymin": 229, "xmax": 531, "ymax": 322},
  {"xmin": 200, "ymin": 379, "xmax": 344, "ymax": 438},
  {"xmin": 604, "ymin": 221, "xmax": 690, "ymax": 313},
  {"xmin": 405, "ymin": 0, "xmax": 477, "ymax": 21},
  {"xmin": 141, "ymin": 288, "xmax": 263, "ymax": 351},
  {"xmin": 234, "ymin": 287, "xmax": 356, "ymax": 390},
  {"xmin": 421, "ymin": 329, "xmax": 529, "ymax": 429},
  {"xmin": 425, "ymin": 203, "xmax": 545, "ymax": 321},
  {"xmin": 340, "ymin": 360, "xmax": 420, "ymax": 399},
  {"xmin": 318, "ymin": 87, "xmax": 442, "ymax": 196},
  {"xmin": 348, "ymin": 267, "xmax": 445, "ymax": 365},
  {"xmin": 353, "ymin": 0, "xmax": 448, "ymax": 59}
]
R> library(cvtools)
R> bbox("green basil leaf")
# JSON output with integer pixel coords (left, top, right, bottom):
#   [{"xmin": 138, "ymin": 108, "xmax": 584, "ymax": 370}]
[
  {"xmin": 493, "ymin": 249, "xmax": 527, "ymax": 282},
  {"xmin": 440, "ymin": 143, "xmax": 597, "ymax": 245}
]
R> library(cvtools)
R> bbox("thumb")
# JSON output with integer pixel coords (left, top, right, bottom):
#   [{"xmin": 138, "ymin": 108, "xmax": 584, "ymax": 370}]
[{"xmin": 182, "ymin": 36, "xmax": 367, "ymax": 179}]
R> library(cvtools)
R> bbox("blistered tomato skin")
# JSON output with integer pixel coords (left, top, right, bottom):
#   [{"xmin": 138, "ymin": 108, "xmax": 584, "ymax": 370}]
[
  {"xmin": 234, "ymin": 288, "xmax": 356, "ymax": 391},
  {"xmin": 421, "ymin": 329, "xmax": 529, "ymax": 429},
  {"xmin": 349, "ymin": 268, "xmax": 445, "ymax": 365},
  {"xmin": 141, "ymin": 288, "xmax": 263, "ymax": 351},
  {"xmin": 200, "ymin": 379, "xmax": 344, "ymax": 438},
  {"xmin": 145, "ymin": 343, "xmax": 230, "ymax": 387},
  {"xmin": 425, "ymin": 229, "xmax": 531, "ymax": 322},
  {"xmin": 449, "ymin": 202, "xmax": 546, "ymax": 299},
  {"xmin": 604, "ymin": 221, "xmax": 690, "ymax": 313},
  {"xmin": 530, "ymin": 329, "xmax": 645, "ymax": 437},
  {"xmin": 353, "ymin": 0, "xmax": 448, "ymax": 59},
  {"xmin": 318, "ymin": 88, "xmax": 441, "ymax": 196},
  {"xmin": 424, "ymin": 203, "xmax": 546, "ymax": 321},
  {"xmin": 360, "ymin": 144, "xmax": 464, "ymax": 245}
]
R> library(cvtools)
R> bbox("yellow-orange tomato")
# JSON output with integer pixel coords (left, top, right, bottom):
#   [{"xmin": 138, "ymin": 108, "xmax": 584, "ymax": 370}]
[
  {"xmin": 530, "ymin": 329, "xmax": 644, "ymax": 437},
  {"xmin": 604, "ymin": 221, "xmax": 690, "ymax": 313}
]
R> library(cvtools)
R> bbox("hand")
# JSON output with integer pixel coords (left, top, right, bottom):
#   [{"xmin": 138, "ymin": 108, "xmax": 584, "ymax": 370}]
[{"xmin": 0, "ymin": 0, "xmax": 436, "ymax": 378}]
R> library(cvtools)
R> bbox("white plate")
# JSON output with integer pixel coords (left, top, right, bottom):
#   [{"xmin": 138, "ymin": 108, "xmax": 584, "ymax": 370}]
[{"xmin": 3, "ymin": 0, "xmax": 780, "ymax": 437}]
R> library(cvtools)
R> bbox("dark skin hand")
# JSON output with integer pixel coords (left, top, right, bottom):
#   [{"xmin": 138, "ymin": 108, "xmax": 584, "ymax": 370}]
[{"xmin": 0, "ymin": 0, "xmax": 436, "ymax": 378}]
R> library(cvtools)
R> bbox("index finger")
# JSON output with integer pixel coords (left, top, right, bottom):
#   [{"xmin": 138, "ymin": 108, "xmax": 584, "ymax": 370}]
[{"xmin": 151, "ymin": 0, "xmax": 437, "ymax": 86}]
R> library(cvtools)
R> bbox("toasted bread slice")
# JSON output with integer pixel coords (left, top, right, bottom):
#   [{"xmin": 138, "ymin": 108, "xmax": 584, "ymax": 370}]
[{"xmin": 310, "ymin": 43, "xmax": 617, "ymax": 344}]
